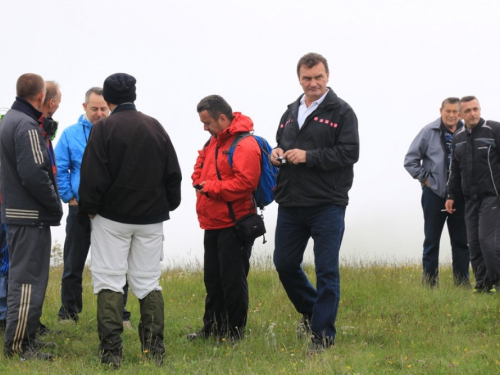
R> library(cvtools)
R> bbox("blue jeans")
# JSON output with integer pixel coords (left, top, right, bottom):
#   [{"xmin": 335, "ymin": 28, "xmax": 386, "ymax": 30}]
[
  {"xmin": 59, "ymin": 206, "xmax": 131, "ymax": 321},
  {"xmin": 421, "ymin": 186, "xmax": 469, "ymax": 286},
  {"xmin": 273, "ymin": 205, "xmax": 345, "ymax": 344}
]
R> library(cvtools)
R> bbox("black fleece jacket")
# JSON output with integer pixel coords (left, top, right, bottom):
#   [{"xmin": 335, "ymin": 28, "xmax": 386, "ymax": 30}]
[
  {"xmin": 274, "ymin": 88, "xmax": 359, "ymax": 207},
  {"xmin": 79, "ymin": 103, "xmax": 182, "ymax": 224}
]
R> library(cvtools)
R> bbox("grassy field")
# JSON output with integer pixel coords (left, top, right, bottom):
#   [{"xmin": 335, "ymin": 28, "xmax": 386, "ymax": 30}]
[{"xmin": 1, "ymin": 259, "xmax": 499, "ymax": 374}]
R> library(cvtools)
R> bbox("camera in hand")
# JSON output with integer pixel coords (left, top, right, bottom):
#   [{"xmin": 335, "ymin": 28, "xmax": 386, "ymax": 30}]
[{"xmin": 276, "ymin": 156, "xmax": 287, "ymax": 164}]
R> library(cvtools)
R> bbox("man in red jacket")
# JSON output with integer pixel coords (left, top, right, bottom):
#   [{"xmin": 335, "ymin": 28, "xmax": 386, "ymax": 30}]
[{"xmin": 189, "ymin": 95, "xmax": 261, "ymax": 342}]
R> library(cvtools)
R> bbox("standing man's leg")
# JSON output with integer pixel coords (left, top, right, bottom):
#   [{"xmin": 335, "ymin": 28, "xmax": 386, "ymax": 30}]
[
  {"xmin": 58, "ymin": 206, "xmax": 91, "ymax": 321},
  {"xmin": 421, "ymin": 186, "xmax": 447, "ymax": 286},
  {"xmin": 465, "ymin": 199, "xmax": 489, "ymax": 290},
  {"xmin": 446, "ymin": 195, "xmax": 470, "ymax": 286},
  {"xmin": 0, "ymin": 223, "xmax": 9, "ymax": 329},
  {"xmin": 274, "ymin": 206, "xmax": 315, "ymax": 319},
  {"xmin": 3, "ymin": 225, "xmax": 51, "ymax": 357},
  {"xmin": 90, "ymin": 215, "xmax": 129, "ymax": 367},
  {"xmin": 477, "ymin": 196, "xmax": 500, "ymax": 287},
  {"xmin": 309, "ymin": 205, "xmax": 345, "ymax": 347},
  {"xmin": 200, "ymin": 230, "xmax": 225, "ymax": 337},
  {"xmin": 127, "ymin": 221, "xmax": 164, "ymax": 363},
  {"xmin": 217, "ymin": 227, "xmax": 252, "ymax": 340}
]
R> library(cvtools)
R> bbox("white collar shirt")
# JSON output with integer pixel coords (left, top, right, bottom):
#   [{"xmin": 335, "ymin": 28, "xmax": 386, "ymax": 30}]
[{"xmin": 297, "ymin": 89, "xmax": 329, "ymax": 128}]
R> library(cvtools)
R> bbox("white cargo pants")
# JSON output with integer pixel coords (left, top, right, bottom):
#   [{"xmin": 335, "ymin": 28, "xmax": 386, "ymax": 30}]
[{"xmin": 90, "ymin": 215, "xmax": 164, "ymax": 299}]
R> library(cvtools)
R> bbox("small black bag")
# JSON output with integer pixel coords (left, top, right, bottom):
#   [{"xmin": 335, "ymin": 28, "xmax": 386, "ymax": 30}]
[{"xmin": 234, "ymin": 213, "xmax": 266, "ymax": 241}]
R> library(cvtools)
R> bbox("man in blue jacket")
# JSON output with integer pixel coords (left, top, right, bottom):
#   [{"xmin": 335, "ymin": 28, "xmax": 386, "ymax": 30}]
[
  {"xmin": 55, "ymin": 88, "xmax": 131, "ymax": 325},
  {"xmin": 405, "ymin": 98, "xmax": 469, "ymax": 287}
]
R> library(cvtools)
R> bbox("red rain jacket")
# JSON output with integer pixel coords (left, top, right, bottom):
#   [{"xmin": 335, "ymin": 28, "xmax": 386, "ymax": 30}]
[{"xmin": 192, "ymin": 112, "xmax": 261, "ymax": 230}]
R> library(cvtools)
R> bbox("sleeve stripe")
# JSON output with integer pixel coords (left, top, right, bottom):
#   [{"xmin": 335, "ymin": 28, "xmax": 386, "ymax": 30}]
[{"xmin": 28, "ymin": 129, "xmax": 44, "ymax": 164}]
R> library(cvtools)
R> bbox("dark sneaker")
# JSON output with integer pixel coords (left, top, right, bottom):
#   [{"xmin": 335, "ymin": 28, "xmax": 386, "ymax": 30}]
[
  {"xmin": 20, "ymin": 347, "xmax": 54, "ymax": 361},
  {"xmin": 473, "ymin": 285, "xmax": 497, "ymax": 294}
]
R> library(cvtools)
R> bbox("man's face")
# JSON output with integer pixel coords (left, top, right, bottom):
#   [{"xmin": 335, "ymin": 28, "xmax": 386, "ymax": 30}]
[
  {"xmin": 299, "ymin": 63, "xmax": 329, "ymax": 103},
  {"xmin": 48, "ymin": 89, "xmax": 62, "ymax": 117},
  {"xmin": 440, "ymin": 103, "xmax": 460, "ymax": 128},
  {"xmin": 198, "ymin": 110, "xmax": 228, "ymax": 136},
  {"xmin": 83, "ymin": 93, "xmax": 109, "ymax": 125},
  {"xmin": 460, "ymin": 99, "xmax": 481, "ymax": 128}
]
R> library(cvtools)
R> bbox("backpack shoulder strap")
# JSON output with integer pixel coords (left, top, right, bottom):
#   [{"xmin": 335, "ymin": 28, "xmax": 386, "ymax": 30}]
[{"xmin": 227, "ymin": 132, "xmax": 253, "ymax": 169}]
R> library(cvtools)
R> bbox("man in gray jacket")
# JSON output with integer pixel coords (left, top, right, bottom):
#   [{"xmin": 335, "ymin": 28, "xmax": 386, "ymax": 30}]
[
  {"xmin": 0, "ymin": 73, "xmax": 63, "ymax": 360},
  {"xmin": 404, "ymin": 97, "xmax": 469, "ymax": 287}
]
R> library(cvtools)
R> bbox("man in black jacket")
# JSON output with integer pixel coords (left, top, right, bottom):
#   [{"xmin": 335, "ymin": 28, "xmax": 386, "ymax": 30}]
[
  {"xmin": 271, "ymin": 53, "xmax": 359, "ymax": 352},
  {"xmin": 79, "ymin": 73, "xmax": 182, "ymax": 368},
  {"xmin": 0, "ymin": 73, "xmax": 63, "ymax": 360},
  {"xmin": 446, "ymin": 96, "xmax": 500, "ymax": 293}
]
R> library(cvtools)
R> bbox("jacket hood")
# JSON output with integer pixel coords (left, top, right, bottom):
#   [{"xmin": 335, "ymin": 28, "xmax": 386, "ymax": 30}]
[
  {"xmin": 78, "ymin": 114, "xmax": 93, "ymax": 128},
  {"xmin": 218, "ymin": 112, "xmax": 254, "ymax": 142}
]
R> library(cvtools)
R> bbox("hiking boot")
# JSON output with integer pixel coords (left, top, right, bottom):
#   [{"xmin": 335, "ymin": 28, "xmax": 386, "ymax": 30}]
[
  {"xmin": 20, "ymin": 347, "xmax": 54, "ymax": 361},
  {"xmin": 97, "ymin": 289, "xmax": 124, "ymax": 368},
  {"xmin": 296, "ymin": 315, "xmax": 312, "ymax": 339},
  {"xmin": 101, "ymin": 349, "xmax": 121, "ymax": 369},
  {"xmin": 307, "ymin": 336, "xmax": 334, "ymax": 356},
  {"xmin": 138, "ymin": 290, "xmax": 165, "ymax": 366}
]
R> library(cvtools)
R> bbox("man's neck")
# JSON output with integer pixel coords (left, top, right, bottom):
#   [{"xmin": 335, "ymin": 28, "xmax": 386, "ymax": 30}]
[{"xmin": 444, "ymin": 123, "xmax": 458, "ymax": 133}]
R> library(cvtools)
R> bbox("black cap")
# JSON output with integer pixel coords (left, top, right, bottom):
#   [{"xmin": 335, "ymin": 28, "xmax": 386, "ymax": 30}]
[{"xmin": 103, "ymin": 73, "xmax": 136, "ymax": 104}]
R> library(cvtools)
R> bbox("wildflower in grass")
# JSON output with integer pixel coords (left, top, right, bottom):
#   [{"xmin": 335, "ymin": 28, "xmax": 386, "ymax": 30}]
[{"xmin": 407, "ymin": 364, "xmax": 412, "ymax": 368}]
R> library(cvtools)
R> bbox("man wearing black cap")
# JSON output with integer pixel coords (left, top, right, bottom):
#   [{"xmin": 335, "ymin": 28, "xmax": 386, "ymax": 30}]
[{"xmin": 79, "ymin": 73, "xmax": 182, "ymax": 368}]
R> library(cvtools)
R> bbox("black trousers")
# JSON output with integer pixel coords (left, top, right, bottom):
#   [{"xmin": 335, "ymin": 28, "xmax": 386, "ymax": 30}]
[
  {"xmin": 465, "ymin": 196, "xmax": 500, "ymax": 289},
  {"xmin": 3, "ymin": 225, "xmax": 51, "ymax": 354},
  {"xmin": 202, "ymin": 227, "xmax": 252, "ymax": 338}
]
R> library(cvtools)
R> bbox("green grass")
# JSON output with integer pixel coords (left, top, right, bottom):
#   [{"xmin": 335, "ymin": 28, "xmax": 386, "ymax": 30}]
[{"xmin": 1, "ymin": 261, "xmax": 500, "ymax": 374}]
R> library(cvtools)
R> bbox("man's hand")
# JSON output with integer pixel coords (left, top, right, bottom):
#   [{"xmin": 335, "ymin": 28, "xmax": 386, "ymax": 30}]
[
  {"xmin": 283, "ymin": 149, "xmax": 306, "ymax": 165},
  {"xmin": 445, "ymin": 199, "xmax": 455, "ymax": 214},
  {"xmin": 196, "ymin": 181, "xmax": 207, "ymax": 195},
  {"xmin": 271, "ymin": 147, "xmax": 284, "ymax": 166},
  {"xmin": 88, "ymin": 214, "xmax": 95, "ymax": 219},
  {"xmin": 424, "ymin": 179, "xmax": 430, "ymax": 187},
  {"xmin": 69, "ymin": 197, "xmax": 78, "ymax": 206}
]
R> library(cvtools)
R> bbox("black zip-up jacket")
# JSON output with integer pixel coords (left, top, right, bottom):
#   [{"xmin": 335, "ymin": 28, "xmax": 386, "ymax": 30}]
[
  {"xmin": 0, "ymin": 97, "xmax": 62, "ymax": 226},
  {"xmin": 447, "ymin": 118, "xmax": 500, "ymax": 200},
  {"xmin": 274, "ymin": 88, "xmax": 359, "ymax": 207},
  {"xmin": 79, "ymin": 103, "xmax": 182, "ymax": 224}
]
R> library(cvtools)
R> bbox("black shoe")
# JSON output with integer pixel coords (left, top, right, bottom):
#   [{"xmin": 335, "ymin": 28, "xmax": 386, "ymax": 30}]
[
  {"xmin": 101, "ymin": 349, "xmax": 122, "ymax": 369},
  {"xmin": 307, "ymin": 336, "xmax": 334, "ymax": 355}
]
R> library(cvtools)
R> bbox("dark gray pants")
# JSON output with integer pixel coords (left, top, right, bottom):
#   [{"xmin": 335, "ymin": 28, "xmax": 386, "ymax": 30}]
[
  {"xmin": 465, "ymin": 196, "xmax": 500, "ymax": 289},
  {"xmin": 3, "ymin": 225, "xmax": 51, "ymax": 355}
]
